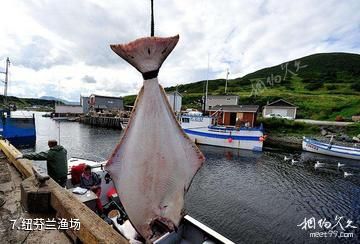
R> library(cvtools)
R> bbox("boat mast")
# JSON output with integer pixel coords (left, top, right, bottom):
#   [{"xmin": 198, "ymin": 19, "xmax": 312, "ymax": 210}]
[
  {"xmin": 0, "ymin": 57, "xmax": 10, "ymax": 105},
  {"xmin": 205, "ymin": 53, "xmax": 209, "ymax": 114},
  {"xmin": 225, "ymin": 68, "xmax": 229, "ymax": 94}
]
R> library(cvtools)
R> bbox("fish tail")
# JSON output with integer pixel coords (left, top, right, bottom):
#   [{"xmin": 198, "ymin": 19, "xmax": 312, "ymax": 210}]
[{"xmin": 110, "ymin": 35, "xmax": 179, "ymax": 79}]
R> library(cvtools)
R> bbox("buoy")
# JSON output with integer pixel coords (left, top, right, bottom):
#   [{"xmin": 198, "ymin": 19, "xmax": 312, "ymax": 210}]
[
  {"xmin": 259, "ymin": 135, "xmax": 267, "ymax": 142},
  {"xmin": 228, "ymin": 138, "xmax": 233, "ymax": 143}
]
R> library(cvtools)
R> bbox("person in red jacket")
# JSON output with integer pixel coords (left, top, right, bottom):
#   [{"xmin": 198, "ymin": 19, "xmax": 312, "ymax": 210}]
[{"xmin": 80, "ymin": 165, "xmax": 103, "ymax": 214}]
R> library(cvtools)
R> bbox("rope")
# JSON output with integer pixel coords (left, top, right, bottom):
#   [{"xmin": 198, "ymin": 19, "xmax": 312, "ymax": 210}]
[{"xmin": 150, "ymin": 0, "xmax": 154, "ymax": 36}]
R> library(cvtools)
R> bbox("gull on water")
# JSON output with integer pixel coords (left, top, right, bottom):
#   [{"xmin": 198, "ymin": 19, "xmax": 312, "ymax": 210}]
[
  {"xmin": 291, "ymin": 159, "xmax": 299, "ymax": 165},
  {"xmin": 337, "ymin": 162, "xmax": 345, "ymax": 168},
  {"xmin": 284, "ymin": 156, "xmax": 291, "ymax": 161},
  {"xmin": 344, "ymin": 172, "xmax": 353, "ymax": 178},
  {"xmin": 314, "ymin": 161, "xmax": 325, "ymax": 169}
]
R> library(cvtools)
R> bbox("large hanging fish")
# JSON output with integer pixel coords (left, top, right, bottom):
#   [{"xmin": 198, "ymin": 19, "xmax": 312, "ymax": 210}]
[{"xmin": 106, "ymin": 35, "xmax": 205, "ymax": 241}]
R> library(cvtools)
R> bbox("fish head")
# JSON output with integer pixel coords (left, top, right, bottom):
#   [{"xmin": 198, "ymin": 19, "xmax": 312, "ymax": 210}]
[{"xmin": 110, "ymin": 35, "xmax": 179, "ymax": 76}]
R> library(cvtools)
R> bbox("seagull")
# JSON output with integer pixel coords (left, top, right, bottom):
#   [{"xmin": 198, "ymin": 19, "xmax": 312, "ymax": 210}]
[
  {"xmin": 284, "ymin": 156, "xmax": 291, "ymax": 161},
  {"xmin": 337, "ymin": 162, "xmax": 345, "ymax": 168},
  {"xmin": 314, "ymin": 161, "xmax": 325, "ymax": 169},
  {"xmin": 344, "ymin": 172, "xmax": 354, "ymax": 178},
  {"xmin": 291, "ymin": 159, "xmax": 299, "ymax": 165}
]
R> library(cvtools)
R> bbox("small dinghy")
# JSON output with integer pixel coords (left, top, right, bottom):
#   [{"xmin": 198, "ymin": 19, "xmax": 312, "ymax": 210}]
[{"xmin": 302, "ymin": 137, "xmax": 360, "ymax": 161}]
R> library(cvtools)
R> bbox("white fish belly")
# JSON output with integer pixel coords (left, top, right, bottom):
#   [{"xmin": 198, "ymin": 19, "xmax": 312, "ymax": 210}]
[{"xmin": 106, "ymin": 78, "xmax": 204, "ymax": 239}]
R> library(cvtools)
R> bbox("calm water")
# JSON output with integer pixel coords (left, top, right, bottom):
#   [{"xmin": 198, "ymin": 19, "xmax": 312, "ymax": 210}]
[{"xmin": 22, "ymin": 112, "xmax": 360, "ymax": 243}]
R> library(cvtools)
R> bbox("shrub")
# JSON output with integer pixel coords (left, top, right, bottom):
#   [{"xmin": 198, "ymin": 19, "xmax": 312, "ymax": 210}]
[
  {"xmin": 304, "ymin": 82, "xmax": 324, "ymax": 90},
  {"xmin": 326, "ymin": 84, "xmax": 337, "ymax": 90},
  {"xmin": 350, "ymin": 82, "xmax": 360, "ymax": 91},
  {"xmin": 335, "ymin": 115, "xmax": 344, "ymax": 121},
  {"xmin": 258, "ymin": 117, "xmax": 319, "ymax": 135}
]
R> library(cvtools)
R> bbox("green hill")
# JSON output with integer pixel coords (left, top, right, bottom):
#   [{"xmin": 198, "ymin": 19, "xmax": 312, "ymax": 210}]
[
  {"xmin": 138, "ymin": 52, "xmax": 359, "ymax": 121},
  {"xmin": 0, "ymin": 95, "xmax": 57, "ymax": 111}
]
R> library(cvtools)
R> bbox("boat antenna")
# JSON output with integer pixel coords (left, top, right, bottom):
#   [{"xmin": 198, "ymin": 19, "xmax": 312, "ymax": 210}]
[
  {"xmin": 150, "ymin": 0, "xmax": 155, "ymax": 36},
  {"xmin": 205, "ymin": 53, "xmax": 209, "ymax": 113},
  {"xmin": 57, "ymin": 80, "xmax": 61, "ymax": 145},
  {"xmin": 225, "ymin": 68, "xmax": 229, "ymax": 94},
  {"xmin": 0, "ymin": 57, "xmax": 10, "ymax": 105},
  {"xmin": 58, "ymin": 121, "xmax": 61, "ymax": 145}
]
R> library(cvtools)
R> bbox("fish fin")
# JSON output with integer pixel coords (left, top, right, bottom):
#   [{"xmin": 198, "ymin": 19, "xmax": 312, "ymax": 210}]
[
  {"xmin": 159, "ymin": 83, "xmax": 205, "ymax": 167},
  {"xmin": 106, "ymin": 86, "xmax": 144, "ymax": 167},
  {"xmin": 110, "ymin": 35, "xmax": 179, "ymax": 74}
]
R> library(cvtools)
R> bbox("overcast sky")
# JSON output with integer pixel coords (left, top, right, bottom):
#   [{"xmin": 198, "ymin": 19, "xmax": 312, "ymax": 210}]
[{"xmin": 0, "ymin": 0, "xmax": 359, "ymax": 101}]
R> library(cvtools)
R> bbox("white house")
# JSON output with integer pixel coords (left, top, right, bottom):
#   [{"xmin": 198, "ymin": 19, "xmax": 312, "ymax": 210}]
[
  {"xmin": 262, "ymin": 99, "xmax": 297, "ymax": 120},
  {"xmin": 206, "ymin": 95, "xmax": 239, "ymax": 111},
  {"xmin": 166, "ymin": 91, "xmax": 182, "ymax": 113}
]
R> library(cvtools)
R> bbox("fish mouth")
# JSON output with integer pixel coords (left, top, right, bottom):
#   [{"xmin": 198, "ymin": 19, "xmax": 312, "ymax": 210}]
[
  {"xmin": 149, "ymin": 216, "xmax": 176, "ymax": 240},
  {"xmin": 110, "ymin": 35, "xmax": 179, "ymax": 75}
]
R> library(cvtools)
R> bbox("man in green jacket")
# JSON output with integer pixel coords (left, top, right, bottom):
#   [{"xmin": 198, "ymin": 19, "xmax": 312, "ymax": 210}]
[{"xmin": 19, "ymin": 140, "xmax": 68, "ymax": 187}]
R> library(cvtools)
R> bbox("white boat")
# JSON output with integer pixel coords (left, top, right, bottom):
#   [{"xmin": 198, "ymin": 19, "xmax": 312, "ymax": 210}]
[
  {"xmin": 302, "ymin": 137, "xmax": 360, "ymax": 160},
  {"xmin": 67, "ymin": 157, "xmax": 235, "ymax": 243},
  {"xmin": 180, "ymin": 115, "xmax": 264, "ymax": 151}
]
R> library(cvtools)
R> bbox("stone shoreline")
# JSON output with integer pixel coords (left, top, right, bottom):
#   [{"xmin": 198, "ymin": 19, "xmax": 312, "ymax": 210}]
[{"xmin": 264, "ymin": 134, "xmax": 360, "ymax": 151}]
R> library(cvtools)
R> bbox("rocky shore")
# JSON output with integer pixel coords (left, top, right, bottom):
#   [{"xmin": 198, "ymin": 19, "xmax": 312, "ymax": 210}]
[{"xmin": 264, "ymin": 129, "xmax": 360, "ymax": 151}]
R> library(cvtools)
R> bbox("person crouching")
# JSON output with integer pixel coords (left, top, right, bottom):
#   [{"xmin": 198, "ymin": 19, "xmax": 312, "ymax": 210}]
[{"xmin": 80, "ymin": 165, "xmax": 103, "ymax": 214}]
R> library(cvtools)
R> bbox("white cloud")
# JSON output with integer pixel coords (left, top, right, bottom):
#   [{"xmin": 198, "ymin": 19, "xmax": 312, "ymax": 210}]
[{"xmin": 1, "ymin": 0, "xmax": 359, "ymax": 101}]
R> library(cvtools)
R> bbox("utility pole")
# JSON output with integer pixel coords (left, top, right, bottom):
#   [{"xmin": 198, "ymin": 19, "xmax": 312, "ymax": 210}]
[
  {"xmin": 225, "ymin": 68, "xmax": 229, "ymax": 94},
  {"xmin": 173, "ymin": 85, "xmax": 177, "ymax": 113},
  {"xmin": 1, "ymin": 57, "xmax": 10, "ymax": 105},
  {"xmin": 205, "ymin": 54, "xmax": 209, "ymax": 112}
]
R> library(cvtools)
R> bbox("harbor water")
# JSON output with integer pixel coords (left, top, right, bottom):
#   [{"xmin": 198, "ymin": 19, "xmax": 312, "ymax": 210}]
[{"xmin": 22, "ymin": 112, "xmax": 360, "ymax": 243}]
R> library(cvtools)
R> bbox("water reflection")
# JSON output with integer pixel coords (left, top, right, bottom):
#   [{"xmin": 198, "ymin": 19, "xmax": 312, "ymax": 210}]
[{"xmin": 24, "ymin": 112, "xmax": 360, "ymax": 243}]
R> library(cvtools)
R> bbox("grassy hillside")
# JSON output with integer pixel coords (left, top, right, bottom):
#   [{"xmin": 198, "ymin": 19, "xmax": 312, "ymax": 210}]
[
  {"xmin": 0, "ymin": 95, "xmax": 57, "ymax": 110},
  {"xmin": 145, "ymin": 52, "xmax": 360, "ymax": 121}
]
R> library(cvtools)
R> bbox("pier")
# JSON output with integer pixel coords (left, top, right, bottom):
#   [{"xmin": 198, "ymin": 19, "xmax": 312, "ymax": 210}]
[
  {"xmin": 0, "ymin": 139, "xmax": 128, "ymax": 244},
  {"xmin": 79, "ymin": 116, "xmax": 128, "ymax": 129}
]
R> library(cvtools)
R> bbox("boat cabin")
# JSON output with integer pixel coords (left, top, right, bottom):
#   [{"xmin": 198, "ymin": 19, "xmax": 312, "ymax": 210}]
[{"xmin": 209, "ymin": 105, "xmax": 259, "ymax": 127}]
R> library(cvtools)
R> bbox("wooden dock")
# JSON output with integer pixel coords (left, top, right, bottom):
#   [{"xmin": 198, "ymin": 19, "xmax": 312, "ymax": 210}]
[
  {"xmin": 79, "ymin": 116, "xmax": 128, "ymax": 129},
  {"xmin": 0, "ymin": 139, "xmax": 128, "ymax": 244},
  {"xmin": 0, "ymin": 153, "xmax": 72, "ymax": 243}
]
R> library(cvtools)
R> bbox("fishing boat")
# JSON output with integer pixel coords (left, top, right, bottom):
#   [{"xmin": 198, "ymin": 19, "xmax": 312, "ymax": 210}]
[
  {"xmin": 0, "ymin": 58, "xmax": 36, "ymax": 147},
  {"xmin": 302, "ymin": 137, "xmax": 360, "ymax": 160},
  {"xmin": 0, "ymin": 110, "xmax": 36, "ymax": 147},
  {"xmin": 181, "ymin": 112, "xmax": 265, "ymax": 151},
  {"xmin": 67, "ymin": 157, "xmax": 235, "ymax": 244}
]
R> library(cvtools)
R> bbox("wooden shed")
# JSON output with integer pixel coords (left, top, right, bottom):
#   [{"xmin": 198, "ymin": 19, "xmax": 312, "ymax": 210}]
[{"xmin": 209, "ymin": 105, "xmax": 259, "ymax": 127}]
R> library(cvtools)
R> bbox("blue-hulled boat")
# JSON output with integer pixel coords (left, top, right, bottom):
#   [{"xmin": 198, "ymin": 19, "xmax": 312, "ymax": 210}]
[
  {"xmin": 1, "ymin": 58, "xmax": 36, "ymax": 147},
  {"xmin": 181, "ymin": 115, "xmax": 265, "ymax": 151},
  {"xmin": 302, "ymin": 137, "xmax": 360, "ymax": 161},
  {"xmin": 0, "ymin": 109, "xmax": 36, "ymax": 147}
]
